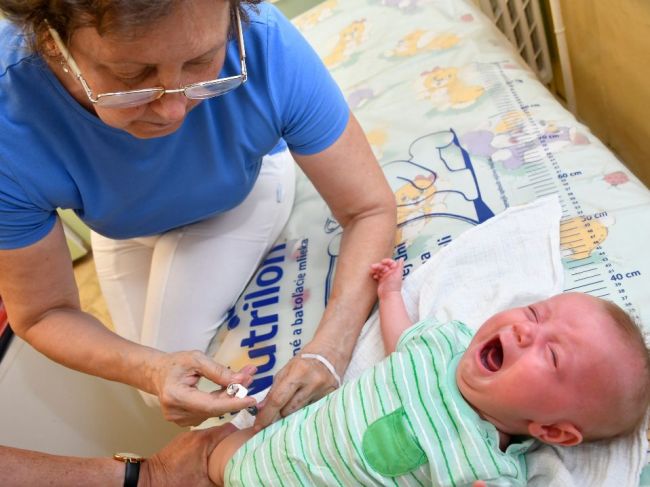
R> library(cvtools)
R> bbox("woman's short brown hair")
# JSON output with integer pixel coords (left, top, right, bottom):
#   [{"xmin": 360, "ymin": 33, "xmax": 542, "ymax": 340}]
[{"xmin": 0, "ymin": 0, "xmax": 263, "ymax": 56}]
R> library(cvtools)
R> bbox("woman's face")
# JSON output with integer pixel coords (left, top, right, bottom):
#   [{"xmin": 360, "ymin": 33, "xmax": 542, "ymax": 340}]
[{"xmin": 51, "ymin": 0, "xmax": 231, "ymax": 138}]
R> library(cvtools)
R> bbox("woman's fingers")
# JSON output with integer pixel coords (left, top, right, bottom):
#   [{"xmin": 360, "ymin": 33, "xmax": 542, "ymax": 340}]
[
  {"xmin": 253, "ymin": 365, "xmax": 300, "ymax": 429},
  {"xmin": 278, "ymin": 386, "xmax": 310, "ymax": 418},
  {"xmin": 154, "ymin": 351, "xmax": 257, "ymax": 426},
  {"xmin": 280, "ymin": 379, "xmax": 335, "ymax": 418},
  {"xmin": 253, "ymin": 355, "xmax": 338, "ymax": 430},
  {"xmin": 161, "ymin": 386, "xmax": 257, "ymax": 427},
  {"xmin": 236, "ymin": 364, "xmax": 258, "ymax": 388},
  {"xmin": 145, "ymin": 423, "xmax": 238, "ymax": 486},
  {"xmin": 189, "ymin": 351, "xmax": 249, "ymax": 386}
]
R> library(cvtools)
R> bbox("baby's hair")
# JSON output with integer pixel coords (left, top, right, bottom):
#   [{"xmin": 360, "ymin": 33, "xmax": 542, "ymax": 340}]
[{"xmin": 598, "ymin": 300, "xmax": 650, "ymax": 439}]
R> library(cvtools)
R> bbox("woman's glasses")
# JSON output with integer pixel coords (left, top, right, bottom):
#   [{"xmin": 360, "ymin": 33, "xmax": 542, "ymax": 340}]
[{"xmin": 46, "ymin": 9, "xmax": 247, "ymax": 109}]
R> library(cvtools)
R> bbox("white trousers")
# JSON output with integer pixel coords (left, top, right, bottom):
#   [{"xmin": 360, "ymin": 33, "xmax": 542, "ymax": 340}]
[{"xmin": 92, "ymin": 150, "xmax": 296, "ymax": 354}]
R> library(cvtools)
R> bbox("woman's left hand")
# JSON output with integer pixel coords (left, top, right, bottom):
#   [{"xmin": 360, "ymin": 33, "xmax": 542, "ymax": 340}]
[{"xmin": 253, "ymin": 341, "xmax": 341, "ymax": 429}]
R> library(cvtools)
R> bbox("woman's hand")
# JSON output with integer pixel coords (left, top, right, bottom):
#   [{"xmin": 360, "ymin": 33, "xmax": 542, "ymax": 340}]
[
  {"xmin": 253, "ymin": 341, "xmax": 341, "ymax": 429},
  {"xmin": 150, "ymin": 352, "xmax": 258, "ymax": 427},
  {"xmin": 141, "ymin": 423, "xmax": 238, "ymax": 487}
]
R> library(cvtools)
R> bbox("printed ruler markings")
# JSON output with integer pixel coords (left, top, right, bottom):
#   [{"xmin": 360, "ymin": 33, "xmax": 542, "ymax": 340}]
[
  {"xmin": 525, "ymin": 168, "xmax": 547, "ymax": 176},
  {"xmin": 574, "ymin": 273, "xmax": 601, "ymax": 282},
  {"xmin": 536, "ymin": 190, "xmax": 559, "ymax": 198},
  {"xmin": 528, "ymin": 175, "xmax": 554, "ymax": 184},
  {"xmin": 566, "ymin": 261, "xmax": 597, "ymax": 271},
  {"xmin": 480, "ymin": 62, "xmax": 636, "ymax": 318},
  {"xmin": 534, "ymin": 182, "xmax": 557, "ymax": 190},
  {"xmin": 571, "ymin": 268, "xmax": 599, "ymax": 276}
]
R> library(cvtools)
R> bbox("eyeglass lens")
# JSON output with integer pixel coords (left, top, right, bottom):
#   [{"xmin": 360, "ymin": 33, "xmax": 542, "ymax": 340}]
[
  {"xmin": 185, "ymin": 78, "xmax": 244, "ymax": 99},
  {"xmin": 95, "ymin": 77, "xmax": 244, "ymax": 108},
  {"xmin": 96, "ymin": 90, "xmax": 163, "ymax": 109}
]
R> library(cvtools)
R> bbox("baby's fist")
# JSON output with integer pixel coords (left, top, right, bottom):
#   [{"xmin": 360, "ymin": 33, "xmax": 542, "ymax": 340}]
[{"xmin": 370, "ymin": 258, "xmax": 404, "ymax": 296}]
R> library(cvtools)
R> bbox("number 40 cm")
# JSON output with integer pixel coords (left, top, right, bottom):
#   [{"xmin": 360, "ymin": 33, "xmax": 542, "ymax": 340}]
[{"xmin": 610, "ymin": 270, "xmax": 642, "ymax": 281}]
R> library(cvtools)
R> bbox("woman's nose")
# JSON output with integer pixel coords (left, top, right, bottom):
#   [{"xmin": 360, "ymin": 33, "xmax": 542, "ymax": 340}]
[
  {"xmin": 151, "ymin": 91, "xmax": 188, "ymax": 123},
  {"xmin": 149, "ymin": 68, "xmax": 191, "ymax": 122},
  {"xmin": 512, "ymin": 322, "xmax": 534, "ymax": 347}
]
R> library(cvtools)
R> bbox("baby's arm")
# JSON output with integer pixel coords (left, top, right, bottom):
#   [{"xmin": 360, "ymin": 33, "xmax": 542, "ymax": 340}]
[
  {"xmin": 207, "ymin": 427, "xmax": 256, "ymax": 486},
  {"xmin": 370, "ymin": 258, "xmax": 412, "ymax": 354}
]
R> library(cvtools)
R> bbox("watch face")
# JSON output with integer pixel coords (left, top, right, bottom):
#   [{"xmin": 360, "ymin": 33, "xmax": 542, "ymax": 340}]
[{"xmin": 114, "ymin": 452, "xmax": 145, "ymax": 463}]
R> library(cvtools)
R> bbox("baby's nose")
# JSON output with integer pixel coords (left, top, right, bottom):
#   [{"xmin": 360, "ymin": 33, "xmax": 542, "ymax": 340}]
[{"xmin": 512, "ymin": 322, "xmax": 534, "ymax": 347}]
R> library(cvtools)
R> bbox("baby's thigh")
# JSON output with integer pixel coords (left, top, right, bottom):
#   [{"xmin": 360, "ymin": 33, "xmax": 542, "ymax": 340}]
[{"xmin": 209, "ymin": 428, "xmax": 257, "ymax": 486}]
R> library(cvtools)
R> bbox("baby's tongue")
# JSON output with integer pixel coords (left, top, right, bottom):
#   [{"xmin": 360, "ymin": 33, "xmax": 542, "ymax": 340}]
[{"xmin": 486, "ymin": 344, "xmax": 503, "ymax": 371}]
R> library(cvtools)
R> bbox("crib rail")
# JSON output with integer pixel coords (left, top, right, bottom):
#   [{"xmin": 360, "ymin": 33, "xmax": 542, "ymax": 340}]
[{"xmin": 479, "ymin": 0, "xmax": 553, "ymax": 85}]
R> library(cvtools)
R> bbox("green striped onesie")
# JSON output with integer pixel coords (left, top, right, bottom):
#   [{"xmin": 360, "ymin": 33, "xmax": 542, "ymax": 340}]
[{"xmin": 225, "ymin": 319, "xmax": 533, "ymax": 486}]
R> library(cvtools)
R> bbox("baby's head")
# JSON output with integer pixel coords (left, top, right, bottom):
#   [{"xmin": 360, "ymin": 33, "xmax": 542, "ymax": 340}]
[{"xmin": 456, "ymin": 292, "xmax": 650, "ymax": 446}]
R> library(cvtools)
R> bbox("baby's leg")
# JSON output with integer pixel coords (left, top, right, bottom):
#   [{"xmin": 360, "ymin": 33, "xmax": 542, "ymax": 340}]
[{"xmin": 208, "ymin": 427, "xmax": 257, "ymax": 486}]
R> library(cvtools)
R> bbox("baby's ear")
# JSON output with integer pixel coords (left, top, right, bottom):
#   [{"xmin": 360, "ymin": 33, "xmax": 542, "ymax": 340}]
[{"xmin": 527, "ymin": 421, "xmax": 583, "ymax": 446}]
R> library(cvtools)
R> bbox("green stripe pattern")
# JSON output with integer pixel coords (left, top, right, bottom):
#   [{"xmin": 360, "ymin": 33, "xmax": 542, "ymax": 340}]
[{"xmin": 225, "ymin": 319, "xmax": 529, "ymax": 486}]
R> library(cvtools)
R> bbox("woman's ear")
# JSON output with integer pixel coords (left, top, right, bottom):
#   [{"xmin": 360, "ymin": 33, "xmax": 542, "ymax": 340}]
[{"xmin": 527, "ymin": 421, "xmax": 583, "ymax": 446}]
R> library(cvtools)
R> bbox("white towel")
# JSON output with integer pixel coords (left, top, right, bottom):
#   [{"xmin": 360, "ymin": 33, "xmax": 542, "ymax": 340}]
[
  {"xmin": 345, "ymin": 195, "xmax": 647, "ymax": 486},
  {"xmin": 344, "ymin": 195, "xmax": 564, "ymax": 378}
]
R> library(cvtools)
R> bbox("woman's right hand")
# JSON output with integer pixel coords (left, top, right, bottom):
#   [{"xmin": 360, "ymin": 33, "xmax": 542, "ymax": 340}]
[
  {"xmin": 149, "ymin": 352, "xmax": 258, "ymax": 427},
  {"xmin": 1, "ymin": 222, "xmax": 256, "ymax": 427}
]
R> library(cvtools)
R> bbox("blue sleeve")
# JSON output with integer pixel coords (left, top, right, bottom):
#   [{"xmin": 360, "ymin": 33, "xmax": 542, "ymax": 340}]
[
  {"xmin": 265, "ymin": 7, "xmax": 350, "ymax": 155},
  {"xmin": 0, "ymin": 163, "xmax": 56, "ymax": 249}
]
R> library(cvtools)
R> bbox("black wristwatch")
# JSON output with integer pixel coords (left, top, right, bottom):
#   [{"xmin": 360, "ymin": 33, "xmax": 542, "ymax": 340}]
[{"xmin": 113, "ymin": 452, "xmax": 145, "ymax": 487}]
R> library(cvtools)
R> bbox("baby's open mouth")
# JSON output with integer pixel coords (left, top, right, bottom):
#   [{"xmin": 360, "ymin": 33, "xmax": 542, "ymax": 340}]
[{"xmin": 480, "ymin": 337, "xmax": 503, "ymax": 372}]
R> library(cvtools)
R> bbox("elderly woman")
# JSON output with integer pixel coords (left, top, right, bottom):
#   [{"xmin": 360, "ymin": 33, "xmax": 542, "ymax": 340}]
[{"xmin": 0, "ymin": 0, "xmax": 396, "ymax": 427}]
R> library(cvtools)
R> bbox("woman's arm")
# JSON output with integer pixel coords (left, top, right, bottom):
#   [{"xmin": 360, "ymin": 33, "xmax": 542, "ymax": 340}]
[
  {"xmin": 0, "ymin": 220, "xmax": 256, "ymax": 426},
  {"xmin": 254, "ymin": 113, "xmax": 397, "ymax": 428},
  {"xmin": 0, "ymin": 423, "xmax": 237, "ymax": 487},
  {"xmin": 0, "ymin": 446, "xmax": 124, "ymax": 487}
]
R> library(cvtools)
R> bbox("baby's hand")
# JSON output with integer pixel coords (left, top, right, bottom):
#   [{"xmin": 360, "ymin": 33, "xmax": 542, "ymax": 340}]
[{"xmin": 370, "ymin": 258, "xmax": 404, "ymax": 297}]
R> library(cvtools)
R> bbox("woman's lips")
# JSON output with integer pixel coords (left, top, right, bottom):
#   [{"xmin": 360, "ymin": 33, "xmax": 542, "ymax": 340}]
[{"xmin": 480, "ymin": 336, "xmax": 503, "ymax": 372}]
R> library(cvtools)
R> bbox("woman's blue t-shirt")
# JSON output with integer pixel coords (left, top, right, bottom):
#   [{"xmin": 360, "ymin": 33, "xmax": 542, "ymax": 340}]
[{"xmin": 0, "ymin": 4, "xmax": 349, "ymax": 248}]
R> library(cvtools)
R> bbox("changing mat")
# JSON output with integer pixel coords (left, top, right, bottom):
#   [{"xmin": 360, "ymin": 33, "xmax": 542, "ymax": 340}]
[{"xmin": 201, "ymin": 0, "xmax": 650, "ymax": 483}]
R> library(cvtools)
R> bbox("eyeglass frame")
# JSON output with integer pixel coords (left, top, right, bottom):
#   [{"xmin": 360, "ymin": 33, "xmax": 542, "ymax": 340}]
[{"xmin": 46, "ymin": 8, "xmax": 247, "ymax": 108}]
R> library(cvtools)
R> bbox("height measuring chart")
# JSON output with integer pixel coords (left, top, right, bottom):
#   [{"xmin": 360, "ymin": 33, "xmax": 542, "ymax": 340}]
[
  {"xmin": 478, "ymin": 62, "xmax": 646, "ymax": 323},
  {"xmin": 383, "ymin": 61, "xmax": 648, "ymax": 326}
]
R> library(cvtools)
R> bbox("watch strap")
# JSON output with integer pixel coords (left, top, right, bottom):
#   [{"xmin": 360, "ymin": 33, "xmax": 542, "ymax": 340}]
[{"xmin": 124, "ymin": 459, "xmax": 140, "ymax": 487}]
